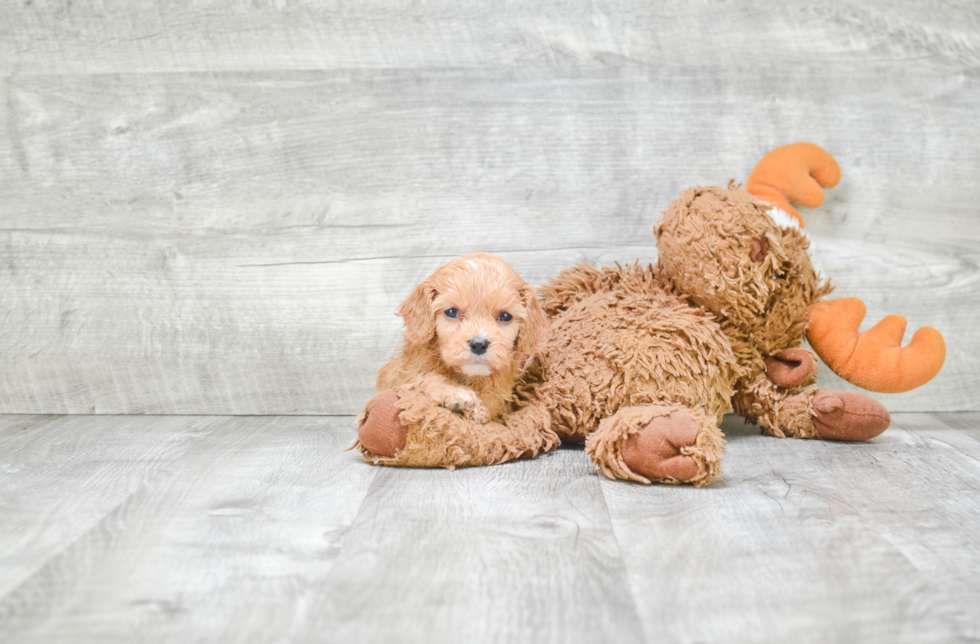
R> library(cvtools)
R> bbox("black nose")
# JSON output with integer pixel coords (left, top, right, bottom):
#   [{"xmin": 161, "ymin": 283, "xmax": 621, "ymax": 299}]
[{"xmin": 469, "ymin": 338, "xmax": 489, "ymax": 355}]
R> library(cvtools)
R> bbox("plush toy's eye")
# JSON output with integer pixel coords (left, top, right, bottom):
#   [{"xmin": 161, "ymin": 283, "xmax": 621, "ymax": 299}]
[
  {"xmin": 497, "ymin": 311, "xmax": 513, "ymax": 323},
  {"xmin": 444, "ymin": 308, "xmax": 459, "ymax": 319},
  {"xmin": 773, "ymin": 272, "xmax": 785, "ymax": 281}
]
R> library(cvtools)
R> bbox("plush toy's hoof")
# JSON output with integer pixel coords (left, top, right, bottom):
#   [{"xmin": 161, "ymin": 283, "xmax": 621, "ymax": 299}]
[
  {"xmin": 811, "ymin": 391, "xmax": 890, "ymax": 441},
  {"xmin": 620, "ymin": 412, "xmax": 701, "ymax": 482},
  {"xmin": 358, "ymin": 390, "xmax": 408, "ymax": 457}
]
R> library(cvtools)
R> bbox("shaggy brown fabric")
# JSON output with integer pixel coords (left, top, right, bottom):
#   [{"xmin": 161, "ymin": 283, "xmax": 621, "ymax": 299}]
[
  {"xmin": 539, "ymin": 263, "xmax": 740, "ymax": 441},
  {"xmin": 657, "ymin": 185, "xmax": 832, "ymax": 357},
  {"xmin": 357, "ymin": 384, "xmax": 559, "ymax": 469}
]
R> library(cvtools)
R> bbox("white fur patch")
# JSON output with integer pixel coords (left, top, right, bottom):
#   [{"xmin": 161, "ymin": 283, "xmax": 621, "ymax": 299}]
[
  {"xmin": 766, "ymin": 207, "xmax": 803, "ymax": 231},
  {"xmin": 462, "ymin": 364, "xmax": 492, "ymax": 377},
  {"xmin": 765, "ymin": 208, "xmax": 824, "ymax": 277}
]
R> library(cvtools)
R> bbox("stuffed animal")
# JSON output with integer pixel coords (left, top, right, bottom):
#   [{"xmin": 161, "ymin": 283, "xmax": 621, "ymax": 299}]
[{"xmin": 356, "ymin": 143, "xmax": 946, "ymax": 484}]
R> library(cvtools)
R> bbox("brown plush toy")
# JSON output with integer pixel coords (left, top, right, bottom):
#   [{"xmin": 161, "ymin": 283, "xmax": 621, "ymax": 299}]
[{"xmin": 356, "ymin": 143, "xmax": 946, "ymax": 485}]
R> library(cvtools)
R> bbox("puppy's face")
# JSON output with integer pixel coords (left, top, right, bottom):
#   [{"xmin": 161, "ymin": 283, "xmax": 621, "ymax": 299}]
[
  {"xmin": 398, "ymin": 253, "xmax": 547, "ymax": 378},
  {"xmin": 431, "ymin": 270, "xmax": 525, "ymax": 378}
]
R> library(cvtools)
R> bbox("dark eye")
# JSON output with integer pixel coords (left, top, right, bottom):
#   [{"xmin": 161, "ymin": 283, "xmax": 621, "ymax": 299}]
[
  {"xmin": 497, "ymin": 311, "xmax": 512, "ymax": 322},
  {"xmin": 774, "ymin": 272, "xmax": 785, "ymax": 281},
  {"xmin": 444, "ymin": 308, "xmax": 459, "ymax": 319}
]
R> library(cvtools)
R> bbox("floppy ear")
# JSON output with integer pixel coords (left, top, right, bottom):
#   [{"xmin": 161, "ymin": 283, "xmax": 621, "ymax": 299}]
[
  {"xmin": 396, "ymin": 282, "xmax": 437, "ymax": 345},
  {"xmin": 517, "ymin": 284, "xmax": 549, "ymax": 355}
]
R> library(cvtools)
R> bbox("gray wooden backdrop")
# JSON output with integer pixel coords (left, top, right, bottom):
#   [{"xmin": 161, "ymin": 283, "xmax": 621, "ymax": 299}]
[{"xmin": 1, "ymin": 1, "xmax": 977, "ymax": 415}]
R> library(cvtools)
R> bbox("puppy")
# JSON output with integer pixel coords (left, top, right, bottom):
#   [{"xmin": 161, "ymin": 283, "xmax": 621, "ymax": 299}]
[{"xmin": 376, "ymin": 253, "xmax": 548, "ymax": 423}]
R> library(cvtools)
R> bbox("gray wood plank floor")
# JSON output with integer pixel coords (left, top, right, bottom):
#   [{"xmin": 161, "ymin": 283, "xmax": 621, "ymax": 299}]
[{"xmin": 1, "ymin": 413, "xmax": 978, "ymax": 643}]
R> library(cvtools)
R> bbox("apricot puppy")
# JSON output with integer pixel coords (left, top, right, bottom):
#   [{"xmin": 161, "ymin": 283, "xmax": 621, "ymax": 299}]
[{"xmin": 375, "ymin": 253, "xmax": 547, "ymax": 423}]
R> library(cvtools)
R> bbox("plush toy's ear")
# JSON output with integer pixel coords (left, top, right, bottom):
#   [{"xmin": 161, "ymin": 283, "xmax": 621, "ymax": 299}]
[
  {"xmin": 396, "ymin": 283, "xmax": 437, "ymax": 345},
  {"xmin": 517, "ymin": 285, "xmax": 548, "ymax": 355}
]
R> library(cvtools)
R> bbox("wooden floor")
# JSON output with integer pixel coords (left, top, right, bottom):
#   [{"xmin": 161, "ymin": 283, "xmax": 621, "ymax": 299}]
[{"xmin": 1, "ymin": 413, "xmax": 978, "ymax": 643}]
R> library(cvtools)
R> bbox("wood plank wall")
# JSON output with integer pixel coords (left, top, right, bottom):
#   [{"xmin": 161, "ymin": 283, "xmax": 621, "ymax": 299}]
[{"xmin": 1, "ymin": 2, "xmax": 978, "ymax": 414}]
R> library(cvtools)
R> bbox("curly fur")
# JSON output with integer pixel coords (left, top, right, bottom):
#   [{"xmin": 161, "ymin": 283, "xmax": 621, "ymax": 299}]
[
  {"xmin": 362, "ymin": 384, "xmax": 559, "ymax": 469},
  {"xmin": 375, "ymin": 252, "xmax": 548, "ymax": 422}
]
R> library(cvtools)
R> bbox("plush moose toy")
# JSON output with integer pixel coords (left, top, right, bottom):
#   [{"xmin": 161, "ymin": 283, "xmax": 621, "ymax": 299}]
[{"xmin": 356, "ymin": 143, "xmax": 946, "ymax": 485}]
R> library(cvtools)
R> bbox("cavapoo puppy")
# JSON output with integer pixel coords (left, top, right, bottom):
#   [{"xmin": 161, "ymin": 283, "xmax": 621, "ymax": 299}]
[{"xmin": 374, "ymin": 252, "xmax": 548, "ymax": 423}]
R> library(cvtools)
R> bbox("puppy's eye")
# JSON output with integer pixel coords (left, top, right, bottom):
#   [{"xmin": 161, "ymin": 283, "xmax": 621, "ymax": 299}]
[
  {"xmin": 497, "ymin": 311, "xmax": 513, "ymax": 323},
  {"xmin": 773, "ymin": 272, "xmax": 785, "ymax": 281},
  {"xmin": 444, "ymin": 308, "xmax": 459, "ymax": 319}
]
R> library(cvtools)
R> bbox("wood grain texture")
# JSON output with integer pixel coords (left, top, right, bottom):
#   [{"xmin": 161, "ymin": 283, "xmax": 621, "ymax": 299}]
[
  {"xmin": 314, "ymin": 447, "xmax": 645, "ymax": 644},
  {"xmin": 0, "ymin": 415, "xmax": 378, "ymax": 643},
  {"xmin": 2, "ymin": 1, "xmax": 979, "ymax": 74},
  {"xmin": 934, "ymin": 412, "xmax": 980, "ymax": 445},
  {"xmin": 601, "ymin": 414, "xmax": 980, "ymax": 644},
  {"xmin": 0, "ymin": 415, "xmax": 223, "ymax": 597},
  {"xmin": 1, "ymin": 1, "xmax": 978, "ymax": 414},
  {"xmin": 1, "ymin": 413, "xmax": 979, "ymax": 642}
]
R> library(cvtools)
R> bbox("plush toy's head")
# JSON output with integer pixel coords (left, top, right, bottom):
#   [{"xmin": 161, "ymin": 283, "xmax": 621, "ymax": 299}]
[
  {"xmin": 654, "ymin": 143, "xmax": 946, "ymax": 393},
  {"xmin": 655, "ymin": 184, "xmax": 829, "ymax": 356}
]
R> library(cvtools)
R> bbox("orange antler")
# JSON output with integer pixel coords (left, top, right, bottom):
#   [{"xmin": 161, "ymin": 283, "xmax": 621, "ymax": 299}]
[
  {"xmin": 746, "ymin": 142, "xmax": 841, "ymax": 227},
  {"xmin": 806, "ymin": 298, "xmax": 946, "ymax": 393}
]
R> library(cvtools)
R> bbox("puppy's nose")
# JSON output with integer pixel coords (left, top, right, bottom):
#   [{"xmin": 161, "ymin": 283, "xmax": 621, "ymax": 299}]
[{"xmin": 468, "ymin": 338, "xmax": 489, "ymax": 355}]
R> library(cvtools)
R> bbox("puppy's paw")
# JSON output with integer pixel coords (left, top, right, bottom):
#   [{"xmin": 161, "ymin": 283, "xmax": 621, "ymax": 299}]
[
  {"xmin": 433, "ymin": 385, "xmax": 477, "ymax": 412},
  {"xmin": 433, "ymin": 386, "xmax": 490, "ymax": 423},
  {"xmin": 468, "ymin": 401, "xmax": 491, "ymax": 424}
]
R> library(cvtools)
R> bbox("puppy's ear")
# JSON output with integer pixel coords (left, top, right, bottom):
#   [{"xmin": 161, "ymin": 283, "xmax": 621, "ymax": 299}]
[
  {"xmin": 397, "ymin": 282, "xmax": 437, "ymax": 345},
  {"xmin": 517, "ymin": 284, "xmax": 548, "ymax": 355}
]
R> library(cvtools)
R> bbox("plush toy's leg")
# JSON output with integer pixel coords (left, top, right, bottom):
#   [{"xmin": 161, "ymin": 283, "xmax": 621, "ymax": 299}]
[
  {"xmin": 585, "ymin": 405, "xmax": 724, "ymax": 486},
  {"xmin": 355, "ymin": 387, "xmax": 559, "ymax": 469},
  {"xmin": 744, "ymin": 384, "xmax": 891, "ymax": 441},
  {"xmin": 811, "ymin": 391, "xmax": 891, "ymax": 440},
  {"xmin": 356, "ymin": 390, "xmax": 407, "ymax": 457}
]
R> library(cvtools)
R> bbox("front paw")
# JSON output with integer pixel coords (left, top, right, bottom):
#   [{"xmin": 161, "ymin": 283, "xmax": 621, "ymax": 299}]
[{"xmin": 434, "ymin": 387, "xmax": 490, "ymax": 423}]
